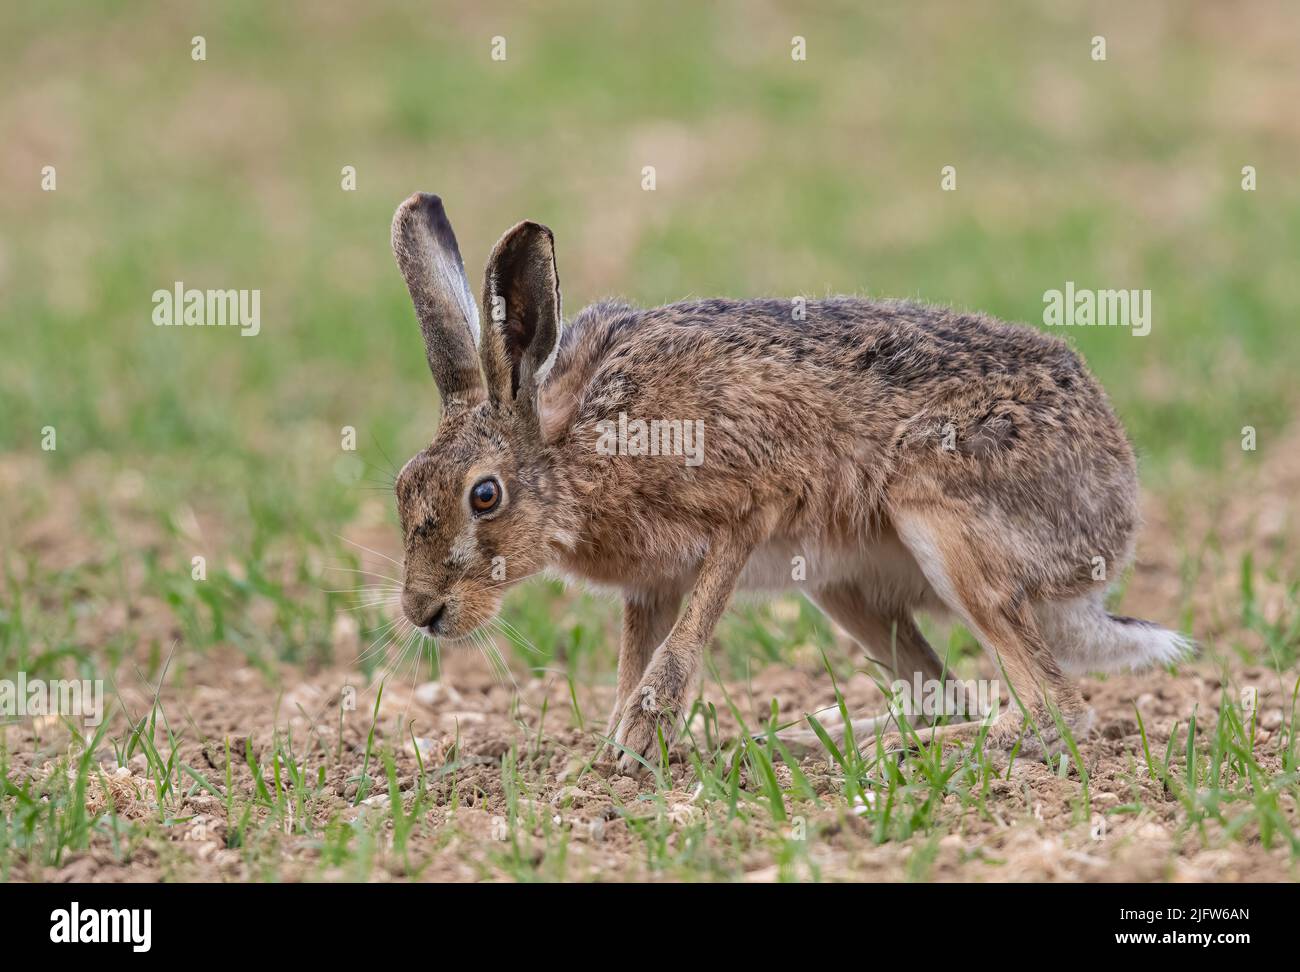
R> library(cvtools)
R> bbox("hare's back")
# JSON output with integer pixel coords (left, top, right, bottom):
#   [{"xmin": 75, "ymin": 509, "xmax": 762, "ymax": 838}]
[{"xmin": 553, "ymin": 296, "xmax": 1092, "ymax": 404}]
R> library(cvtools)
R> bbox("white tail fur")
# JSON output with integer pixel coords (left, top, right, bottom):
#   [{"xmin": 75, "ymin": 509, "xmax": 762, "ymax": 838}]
[{"xmin": 1034, "ymin": 596, "xmax": 1194, "ymax": 675}]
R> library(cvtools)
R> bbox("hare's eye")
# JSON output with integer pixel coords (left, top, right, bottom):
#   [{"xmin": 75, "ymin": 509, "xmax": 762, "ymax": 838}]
[{"xmin": 469, "ymin": 477, "xmax": 501, "ymax": 514}]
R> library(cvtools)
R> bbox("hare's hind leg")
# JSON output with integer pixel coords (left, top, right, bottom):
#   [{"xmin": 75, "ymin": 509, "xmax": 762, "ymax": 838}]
[
  {"xmin": 891, "ymin": 509, "xmax": 1091, "ymax": 761},
  {"xmin": 774, "ymin": 581, "xmax": 948, "ymax": 757},
  {"xmin": 812, "ymin": 582, "xmax": 946, "ymax": 682}
]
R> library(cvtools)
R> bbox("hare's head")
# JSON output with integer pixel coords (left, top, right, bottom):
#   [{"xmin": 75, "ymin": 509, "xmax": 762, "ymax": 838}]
[{"xmin": 390, "ymin": 193, "xmax": 561, "ymax": 639}]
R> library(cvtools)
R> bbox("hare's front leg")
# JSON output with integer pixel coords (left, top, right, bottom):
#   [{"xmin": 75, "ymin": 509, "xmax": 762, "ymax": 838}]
[
  {"xmin": 604, "ymin": 587, "xmax": 682, "ymax": 738},
  {"xmin": 613, "ymin": 539, "xmax": 750, "ymax": 775}
]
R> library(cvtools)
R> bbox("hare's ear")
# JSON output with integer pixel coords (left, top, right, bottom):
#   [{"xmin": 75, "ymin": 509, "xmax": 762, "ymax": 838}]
[
  {"xmin": 479, "ymin": 220, "xmax": 560, "ymax": 415},
  {"xmin": 391, "ymin": 193, "xmax": 485, "ymax": 414}
]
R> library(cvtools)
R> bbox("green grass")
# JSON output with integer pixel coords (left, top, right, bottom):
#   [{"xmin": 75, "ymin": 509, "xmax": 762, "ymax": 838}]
[{"xmin": 1, "ymin": 0, "xmax": 1299, "ymax": 881}]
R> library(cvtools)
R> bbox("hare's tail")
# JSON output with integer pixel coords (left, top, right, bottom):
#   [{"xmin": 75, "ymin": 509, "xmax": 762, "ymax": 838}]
[{"xmin": 1034, "ymin": 596, "xmax": 1194, "ymax": 675}]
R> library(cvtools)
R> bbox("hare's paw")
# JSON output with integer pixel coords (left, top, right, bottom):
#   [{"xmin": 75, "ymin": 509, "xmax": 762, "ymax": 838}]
[
  {"xmin": 611, "ymin": 685, "xmax": 678, "ymax": 775},
  {"xmin": 979, "ymin": 706, "xmax": 1094, "ymax": 762},
  {"xmin": 868, "ymin": 721, "xmax": 995, "ymax": 762},
  {"xmin": 869, "ymin": 707, "xmax": 1094, "ymax": 764}
]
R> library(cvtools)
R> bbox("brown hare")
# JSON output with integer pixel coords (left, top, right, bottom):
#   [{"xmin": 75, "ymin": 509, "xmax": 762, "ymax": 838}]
[{"xmin": 389, "ymin": 192, "xmax": 1189, "ymax": 774}]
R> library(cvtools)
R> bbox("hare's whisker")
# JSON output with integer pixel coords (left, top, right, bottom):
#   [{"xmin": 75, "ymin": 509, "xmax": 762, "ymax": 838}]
[
  {"xmin": 323, "ymin": 565, "xmax": 403, "ymax": 584},
  {"xmin": 489, "ymin": 616, "xmax": 542, "ymax": 656},
  {"xmin": 335, "ymin": 534, "xmax": 403, "ymax": 570},
  {"xmin": 358, "ymin": 617, "xmax": 410, "ymax": 665}
]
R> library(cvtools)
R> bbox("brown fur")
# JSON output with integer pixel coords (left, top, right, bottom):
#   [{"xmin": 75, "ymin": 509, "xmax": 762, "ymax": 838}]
[{"xmin": 389, "ymin": 193, "xmax": 1186, "ymax": 772}]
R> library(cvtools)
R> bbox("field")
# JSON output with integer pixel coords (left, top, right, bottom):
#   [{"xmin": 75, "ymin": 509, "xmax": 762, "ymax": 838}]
[{"xmin": 1, "ymin": 0, "xmax": 1298, "ymax": 882}]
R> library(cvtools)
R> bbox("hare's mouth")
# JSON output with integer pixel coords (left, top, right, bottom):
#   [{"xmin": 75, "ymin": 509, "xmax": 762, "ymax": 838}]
[
  {"xmin": 413, "ymin": 603, "xmax": 485, "ymax": 642},
  {"xmin": 422, "ymin": 603, "xmax": 447, "ymax": 634},
  {"xmin": 406, "ymin": 584, "xmax": 505, "ymax": 642},
  {"xmin": 403, "ymin": 600, "xmax": 447, "ymax": 637}
]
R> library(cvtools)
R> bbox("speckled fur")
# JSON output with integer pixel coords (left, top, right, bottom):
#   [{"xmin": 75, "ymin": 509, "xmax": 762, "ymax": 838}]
[{"xmin": 389, "ymin": 193, "xmax": 1188, "ymax": 771}]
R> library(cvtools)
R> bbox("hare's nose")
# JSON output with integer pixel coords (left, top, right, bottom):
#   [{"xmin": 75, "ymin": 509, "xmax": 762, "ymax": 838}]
[{"xmin": 402, "ymin": 591, "xmax": 446, "ymax": 631}]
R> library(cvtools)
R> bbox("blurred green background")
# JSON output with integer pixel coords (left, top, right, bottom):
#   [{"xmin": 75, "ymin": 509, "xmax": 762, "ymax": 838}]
[{"xmin": 1, "ymin": 0, "xmax": 1298, "ymax": 682}]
